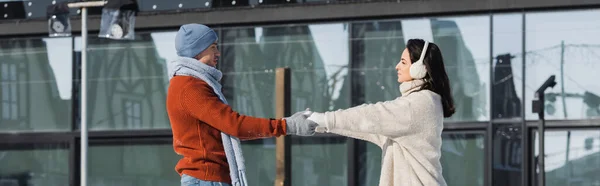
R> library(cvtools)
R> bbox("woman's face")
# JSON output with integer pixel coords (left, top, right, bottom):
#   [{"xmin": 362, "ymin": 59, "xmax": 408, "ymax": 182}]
[{"xmin": 396, "ymin": 48, "xmax": 414, "ymax": 83}]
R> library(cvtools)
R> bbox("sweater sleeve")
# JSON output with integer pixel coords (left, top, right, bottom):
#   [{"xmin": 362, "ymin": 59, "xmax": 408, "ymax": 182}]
[
  {"xmin": 323, "ymin": 98, "xmax": 414, "ymax": 139},
  {"xmin": 180, "ymin": 83, "xmax": 287, "ymax": 140}
]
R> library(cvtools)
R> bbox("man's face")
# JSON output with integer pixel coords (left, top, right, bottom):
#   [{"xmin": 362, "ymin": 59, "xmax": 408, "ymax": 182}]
[{"xmin": 195, "ymin": 43, "xmax": 220, "ymax": 67}]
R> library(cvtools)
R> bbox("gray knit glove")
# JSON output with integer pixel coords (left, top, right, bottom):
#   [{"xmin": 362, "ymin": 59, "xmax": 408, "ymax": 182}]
[{"xmin": 284, "ymin": 111, "xmax": 318, "ymax": 136}]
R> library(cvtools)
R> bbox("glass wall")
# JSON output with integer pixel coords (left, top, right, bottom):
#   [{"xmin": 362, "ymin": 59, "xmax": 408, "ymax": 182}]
[
  {"xmin": 535, "ymin": 130, "xmax": 600, "ymax": 186},
  {"xmin": 492, "ymin": 123, "xmax": 523, "ymax": 186},
  {"xmin": 524, "ymin": 9, "xmax": 600, "ymax": 185},
  {"xmin": 1, "ymin": 7, "xmax": 600, "ymax": 186},
  {"xmin": 88, "ymin": 141, "xmax": 179, "ymax": 186},
  {"xmin": 0, "ymin": 143, "xmax": 69, "ymax": 185},
  {"xmin": 441, "ymin": 133, "xmax": 486, "ymax": 186},
  {"xmin": 525, "ymin": 10, "xmax": 600, "ymax": 120},
  {"xmin": 0, "ymin": 37, "xmax": 72, "ymax": 132},
  {"xmin": 493, "ymin": 14, "xmax": 524, "ymax": 121},
  {"xmin": 351, "ymin": 20, "xmax": 404, "ymax": 104},
  {"xmin": 221, "ymin": 23, "xmax": 351, "ymax": 186},
  {"xmin": 74, "ymin": 33, "xmax": 171, "ymax": 130},
  {"xmin": 492, "ymin": 13, "xmax": 525, "ymax": 186},
  {"xmin": 221, "ymin": 68, "xmax": 279, "ymax": 186},
  {"xmin": 354, "ymin": 15, "xmax": 490, "ymax": 186},
  {"xmin": 430, "ymin": 16, "xmax": 491, "ymax": 122}
]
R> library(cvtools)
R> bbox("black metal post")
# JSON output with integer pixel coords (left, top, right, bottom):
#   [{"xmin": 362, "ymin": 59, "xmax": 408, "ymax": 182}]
[{"xmin": 521, "ymin": 11, "xmax": 529, "ymax": 186}]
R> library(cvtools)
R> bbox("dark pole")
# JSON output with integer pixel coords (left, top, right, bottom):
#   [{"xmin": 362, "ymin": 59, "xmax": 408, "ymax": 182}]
[
  {"xmin": 521, "ymin": 12, "xmax": 529, "ymax": 186},
  {"xmin": 532, "ymin": 75, "xmax": 556, "ymax": 186}
]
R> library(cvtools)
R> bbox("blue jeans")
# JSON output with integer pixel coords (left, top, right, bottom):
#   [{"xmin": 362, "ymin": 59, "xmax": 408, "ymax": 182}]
[{"xmin": 181, "ymin": 174, "xmax": 231, "ymax": 186}]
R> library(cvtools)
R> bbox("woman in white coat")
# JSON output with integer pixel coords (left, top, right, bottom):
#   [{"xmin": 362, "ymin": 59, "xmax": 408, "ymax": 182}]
[{"xmin": 308, "ymin": 39, "xmax": 455, "ymax": 186}]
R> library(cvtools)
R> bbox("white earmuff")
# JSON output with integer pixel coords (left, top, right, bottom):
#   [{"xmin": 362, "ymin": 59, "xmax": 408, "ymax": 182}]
[{"xmin": 409, "ymin": 41, "xmax": 429, "ymax": 79}]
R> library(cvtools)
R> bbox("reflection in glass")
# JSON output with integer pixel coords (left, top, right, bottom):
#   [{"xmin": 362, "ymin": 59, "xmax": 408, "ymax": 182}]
[
  {"xmin": 222, "ymin": 70, "xmax": 279, "ymax": 186},
  {"xmin": 0, "ymin": 37, "xmax": 72, "ymax": 131},
  {"xmin": 441, "ymin": 133, "xmax": 485, "ymax": 186},
  {"xmin": 493, "ymin": 123, "xmax": 523, "ymax": 186},
  {"xmin": 89, "ymin": 142, "xmax": 179, "ymax": 186},
  {"xmin": 525, "ymin": 10, "xmax": 600, "ymax": 120},
  {"xmin": 221, "ymin": 23, "xmax": 350, "ymax": 186},
  {"xmin": 291, "ymin": 137, "xmax": 348, "ymax": 186},
  {"xmin": 493, "ymin": 14, "xmax": 523, "ymax": 120},
  {"xmin": 430, "ymin": 17, "xmax": 490, "ymax": 122},
  {"xmin": 240, "ymin": 140, "xmax": 277, "ymax": 185},
  {"xmin": 534, "ymin": 130, "xmax": 600, "ymax": 186},
  {"xmin": 351, "ymin": 20, "xmax": 404, "ymax": 186},
  {"xmin": 0, "ymin": 143, "xmax": 69, "ymax": 185},
  {"xmin": 351, "ymin": 20, "xmax": 404, "ymax": 104},
  {"xmin": 361, "ymin": 143, "xmax": 381, "ymax": 186},
  {"xmin": 259, "ymin": 24, "xmax": 349, "ymax": 112},
  {"xmin": 221, "ymin": 28, "xmax": 277, "ymax": 119},
  {"xmin": 77, "ymin": 33, "xmax": 171, "ymax": 130}
]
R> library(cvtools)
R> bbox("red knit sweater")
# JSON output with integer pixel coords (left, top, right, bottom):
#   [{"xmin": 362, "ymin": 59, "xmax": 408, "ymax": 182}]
[{"xmin": 166, "ymin": 76, "xmax": 287, "ymax": 184}]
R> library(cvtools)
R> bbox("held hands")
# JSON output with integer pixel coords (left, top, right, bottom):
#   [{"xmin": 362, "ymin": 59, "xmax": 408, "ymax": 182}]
[{"xmin": 284, "ymin": 109, "xmax": 318, "ymax": 136}]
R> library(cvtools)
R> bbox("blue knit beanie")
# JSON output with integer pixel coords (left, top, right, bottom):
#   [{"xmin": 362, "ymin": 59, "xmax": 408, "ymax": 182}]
[{"xmin": 175, "ymin": 24, "xmax": 218, "ymax": 58}]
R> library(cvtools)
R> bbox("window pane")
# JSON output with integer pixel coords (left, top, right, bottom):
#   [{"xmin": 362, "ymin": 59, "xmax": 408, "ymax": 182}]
[
  {"xmin": 2, "ymin": 103, "xmax": 8, "ymax": 120},
  {"xmin": 362, "ymin": 143, "xmax": 382, "ymax": 186},
  {"xmin": 1, "ymin": 89, "xmax": 6, "ymax": 103},
  {"xmin": 0, "ymin": 37, "xmax": 72, "ymax": 131},
  {"xmin": 525, "ymin": 10, "xmax": 600, "ymax": 120},
  {"xmin": 0, "ymin": 143, "xmax": 69, "ymax": 185},
  {"xmin": 9, "ymin": 63, "xmax": 16, "ymax": 81},
  {"xmin": 221, "ymin": 23, "xmax": 351, "ymax": 186},
  {"xmin": 240, "ymin": 140, "xmax": 277, "ymax": 185},
  {"xmin": 220, "ymin": 68, "xmax": 280, "ymax": 186},
  {"xmin": 493, "ymin": 14, "xmax": 524, "ymax": 120},
  {"xmin": 361, "ymin": 132, "xmax": 485, "ymax": 186},
  {"xmin": 1, "ymin": 63, "xmax": 7, "ymax": 80},
  {"xmin": 441, "ymin": 133, "xmax": 485, "ymax": 186},
  {"xmin": 77, "ymin": 32, "xmax": 173, "ymax": 130},
  {"xmin": 352, "ymin": 16, "xmax": 490, "ymax": 122},
  {"xmin": 89, "ymin": 141, "xmax": 179, "ymax": 185},
  {"xmin": 534, "ymin": 130, "xmax": 600, "ymax": 186},
  {"xmin": 493, "ymin": 123, "xmax": 523, "ymax": 186},
  {"xmin": 291, "ymin": 137, "xmax": 348, "ymax": 186},
  {"xmin": 351, "ymin": 20, "xmax": 403, "ymax": 104},
  {"xmin": 428, "ymin": 16, "xmax": 491, "ymax": 122},
  {"xmin": 10, "ymin": 100, "xmax": 17, "ymax": 120}
]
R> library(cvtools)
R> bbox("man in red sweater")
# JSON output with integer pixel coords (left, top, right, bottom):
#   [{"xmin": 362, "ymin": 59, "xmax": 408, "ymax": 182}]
[{"xmin": 166, "ymin": 24, "xmax": 317, "ymax": 186}]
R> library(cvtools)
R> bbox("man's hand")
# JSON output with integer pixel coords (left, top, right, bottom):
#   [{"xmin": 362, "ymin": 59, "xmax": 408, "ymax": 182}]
[{"xmin": 284, "ymin": 110, "xmax": 318, "ymax": 136}]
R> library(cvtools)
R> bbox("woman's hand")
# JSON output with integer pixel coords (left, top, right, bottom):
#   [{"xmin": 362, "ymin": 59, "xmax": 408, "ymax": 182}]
[{"xmin": 307, "ymin": 112, "xmax": 328, "ymax": 133}]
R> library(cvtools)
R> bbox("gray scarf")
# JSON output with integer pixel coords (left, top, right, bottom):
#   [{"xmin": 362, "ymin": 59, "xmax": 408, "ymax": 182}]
[{"xmin": 168, "ymin": 57, "xmax": 248, "ymax": 186}]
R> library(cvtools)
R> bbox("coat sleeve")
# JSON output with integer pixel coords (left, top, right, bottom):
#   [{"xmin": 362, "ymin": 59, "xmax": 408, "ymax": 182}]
[
  {"xmin": 323, "ymin": 98, "xmax": 415, "ymax": 139},
  {"xmin": 310, "ymin": 112, "xmax": 385, "ymax": 147}
]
